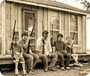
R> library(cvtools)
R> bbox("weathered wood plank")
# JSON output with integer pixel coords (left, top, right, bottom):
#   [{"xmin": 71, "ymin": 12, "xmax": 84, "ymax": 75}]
[
  {"xmin": 37, "ymin": 7, "xmax": 43, "ymax": 37},
  {"xmin": 65, "ymin": 12, "xmax": 69, "ymax": 42},
  {"xmin": 82, "ymin": 16, "xmax": 86, "ymax": 53},
  {"xmin": 17, "ymin": 4, "xmax": 22, "ymax": 40},
  {"xmin": 78, "ymin": 16, "xmax": 83, "ymax": 53},
  {"xmin": 2, "ymin": 1, "xmax": 6, "ymax": 54},
  {"xmin": 43, "ymin": 8, "xmax": 48, "ymax": 30},
  {"xmin": 61, "ymin": 11, "xmax": 65, "ymax": 41},
  {"xmin": 5, "ymin": 2, "xmax": 11, "ymax": 54}
]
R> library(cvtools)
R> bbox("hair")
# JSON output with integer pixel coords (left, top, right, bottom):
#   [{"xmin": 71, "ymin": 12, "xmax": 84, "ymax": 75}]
[
  {"xmin": 57, "ymin": 34, "xmax": 63, "ymax": 38},
  {"xmin": 14, "ymin": 35, "xmax": 19, "ymax": 40},
  {"xmin": 42, "ymin": 30, "xmax": 48, "ymax": 36},
  {"xmin": 21, "ymin": 31, "xmax": 28, "ymax": 37}
]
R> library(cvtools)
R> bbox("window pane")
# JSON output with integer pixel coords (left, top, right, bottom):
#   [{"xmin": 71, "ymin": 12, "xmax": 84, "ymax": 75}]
[
  {"xmin": 50, "ymin": 18, "xmax": 59, "ymax": 29},
  {"xmin": 50, "ymin": 31, "xmax": 59, "ymax": 41},
  {"xmin": 70, "ymin": 14, "xmax": 78, "ymax": 45},
  {"xmin": 70, "ymin": 32, "xmax": 78, "ymax": 44},
  {"xmin": 70, "ymin": 14, "xmax": 77, "ymax": 21},
  {"xmin": 25, "ymin": 12, "xmax": 36, "ymax": 51},
  {"xmin": 70, "ymin": 21, "xmax": 78, "ymax": 31}
]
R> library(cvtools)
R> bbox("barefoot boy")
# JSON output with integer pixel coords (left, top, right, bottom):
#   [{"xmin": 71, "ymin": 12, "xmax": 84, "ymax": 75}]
[{"xmin": 10, "ymin": 32, "xmax": 26, "ymax": 75}]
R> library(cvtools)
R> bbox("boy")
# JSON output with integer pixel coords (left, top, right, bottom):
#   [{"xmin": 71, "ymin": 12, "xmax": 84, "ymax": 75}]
[
  {"xmin": 66, "ymin": 37, "xmax": 83, "ymax": 67},
  {"xmin": 36, "ymin": 30, "xmax": 57, "ymax": 72},
  {"xmin": 19, "ymin": 31, "xmax": 39, "ymax": 75},
  {"xmin": 10, "ymin": 32, "xmax": 26, "ymax": 75},
  {"xmin": 53, "ymin": 34, "xmax": 71, "ymax": 70}
]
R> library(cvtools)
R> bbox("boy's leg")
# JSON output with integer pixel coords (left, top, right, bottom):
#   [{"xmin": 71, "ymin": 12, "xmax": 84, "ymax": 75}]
[
  {"xmin": 14, "ymin": 60, "xmax": 19, "ymax": 75},
  {"xmin": 72, "ymin": 54, "xmax": 78, "ymax": 63},
  {"xmin": 39, "ymin": 54, "xmax": 48, "ymax": 72},
  {"xmin": 63, "ymin": 52, "xmax": 71, "ymax": 68},
  {"xmin": 20, "ymin": 57, "xmax": 26, "ymax": 74},
  {"xmin": 49, "ymin": 53, "xmax": 57, "ymax": 70},
  {"xmin": 56, "ymin": 52, "xmax": 65, "ymax": 68},
  {"xmin": 23, "ymin": 53, "xmax": 33, "ymax": 71},
  {"xmin": 32, "ymin": 53, "xmax": 39, "ymax": 68}
]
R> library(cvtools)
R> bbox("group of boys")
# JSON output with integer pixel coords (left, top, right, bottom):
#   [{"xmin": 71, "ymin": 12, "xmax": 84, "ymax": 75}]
[{"xmin": 10, "ymin": 30, "xmax": 82, "ymax": 75}]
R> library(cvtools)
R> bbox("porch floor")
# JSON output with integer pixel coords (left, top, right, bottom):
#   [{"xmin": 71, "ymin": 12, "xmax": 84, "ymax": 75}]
[{"xmin": 0, "ymin": 53, "xmax": 90, "ymax": 65}]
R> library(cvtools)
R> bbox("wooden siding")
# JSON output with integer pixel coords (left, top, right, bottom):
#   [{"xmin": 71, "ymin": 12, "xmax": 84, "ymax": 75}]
[
  {"xmin": 0, "ymin": 3, "xmax": 2, "ymax": 54},
  {"xmin": 0, "ymin": 2, "xmax": 87, "ymax": 55}
]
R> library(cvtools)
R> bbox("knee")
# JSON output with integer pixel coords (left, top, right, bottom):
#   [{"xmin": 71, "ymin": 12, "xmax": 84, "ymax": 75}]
[
  {"xmin": 58, "ymin": 54, "xmax": 64, "ymax": 59},
  {"xmin": 28, "ymin": 55, "xmax": 34, "ymax": 61},
  {"xmin": 34, "ymin": 54, "xmax": 39, "ymax": 60},
  {"xmin": 42, "ymin": 54, "xmax": 47, "ymax": 59},
  {"xmin": 67, "ymin": 54, "xmax": 71, "ymax": 59},
  {"xmin": 52, "ymin": 53, "xmax": 58, "ymax": 59}
]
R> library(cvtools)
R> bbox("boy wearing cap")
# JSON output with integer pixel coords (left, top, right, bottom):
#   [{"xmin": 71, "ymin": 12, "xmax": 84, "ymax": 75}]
[
  {"xmin": 19, "ymin": 31, "xmax": 39, "ymax": 75},
  {"xmin": 36, "ymin": 30, "xmax": 57, "ymax": 72},
  {"xmin": 10, "ymin": 32, "xmax": 26, "ymax": 75},
  {"xmin": 53, "ymin": 34, "xmax": 71, "ymax": 70}
]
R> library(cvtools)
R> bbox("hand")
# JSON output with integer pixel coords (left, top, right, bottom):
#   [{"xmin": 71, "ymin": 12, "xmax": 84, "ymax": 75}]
[
  {"xmin": 71, "ymin": 40, "xmax": 74, "ymax": 44},
  {"xmin": 20, "ymin": 54, "xmax": 23, "ymax": 58},
  {"xmin": 48, "ymin": 53, "xmax": 51, "ymax": 57}
]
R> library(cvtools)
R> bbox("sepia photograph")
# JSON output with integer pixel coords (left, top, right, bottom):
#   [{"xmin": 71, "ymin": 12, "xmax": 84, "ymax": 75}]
[{"xmin": 0, "ymin": 0, "xmax": 90, "ymax": 76}]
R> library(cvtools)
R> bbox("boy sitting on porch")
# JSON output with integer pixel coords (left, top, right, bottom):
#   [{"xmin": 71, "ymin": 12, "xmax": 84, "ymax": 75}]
[
  {"xmin": 66, "ymin": 37, "xmax": 83, "ymax": 67},
  {"xmin": 10, "ymin": 31, "xmax": 26, "ymax": 75}
]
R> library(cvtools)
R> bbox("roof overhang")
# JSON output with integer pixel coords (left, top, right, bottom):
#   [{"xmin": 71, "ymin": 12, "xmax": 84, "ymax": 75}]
[{"xmin": 6, "ymin": 0, "xmax": 88, "ymax": 15}]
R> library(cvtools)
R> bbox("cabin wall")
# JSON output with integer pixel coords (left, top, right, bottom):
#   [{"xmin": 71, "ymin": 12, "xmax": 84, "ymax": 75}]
[
  {"xmin": 4, "ymin": 2, "xmax": 22, "ymax": 54},
  {"xmin": 0, "ymin": 3, "xmax": 2, "ymax": 54},
  {"xmin": 2, "ymin": 2, "xmax": 87, "ymax": 55}
]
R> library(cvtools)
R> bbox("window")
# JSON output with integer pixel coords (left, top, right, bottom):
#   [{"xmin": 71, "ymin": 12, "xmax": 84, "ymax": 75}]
[
  {"xmin": 24, "ymin": 12, "xmax": 36, "ymax": 51},
  {"xmin": 70, "ymin": 14, "xmax": 78, "ymax": 44},
  {"xmin": 50, "ymin": 17, "xmax": 59, "ymax": 43}
]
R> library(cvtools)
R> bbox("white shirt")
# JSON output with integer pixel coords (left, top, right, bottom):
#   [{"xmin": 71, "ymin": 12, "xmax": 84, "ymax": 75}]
[{"xmin": 36, "ymin": 37, "xmax": 52, "ymax": 55}]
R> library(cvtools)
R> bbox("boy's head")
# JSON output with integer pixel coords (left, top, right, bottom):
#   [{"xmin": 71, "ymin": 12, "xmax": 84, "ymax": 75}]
[
  {"xmin": 13, "ymin": 31, "xmax": 19, "ymax": 43},
  {"xmin": 42, "ymin": 30, "xmax": 48, "ymax": 39},
  {"xmin": 66, "ymin": 37, "xmax": 72, "ymax": 42},
  {"xmin": 57, "ymin": 34, "xmax": 63, "ymax": 41},
  {"xmin": 21, "ymin": 31, "xmax": 28, "ymax": 40}
]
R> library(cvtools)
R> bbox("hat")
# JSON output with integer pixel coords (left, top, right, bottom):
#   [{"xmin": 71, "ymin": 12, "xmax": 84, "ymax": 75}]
[
  {"xmin": 21, "ymin": 31, "xmax": 28, "ymax": 37},
  {"xmin": 57, "ymin": 34, "xmax": 63, "ymax": 38}
]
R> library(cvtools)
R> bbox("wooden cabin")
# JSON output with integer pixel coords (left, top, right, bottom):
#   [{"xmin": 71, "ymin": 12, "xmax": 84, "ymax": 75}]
[{"xmin": 0, "ymin": 0, "xmax": 89, "ymax": 64}]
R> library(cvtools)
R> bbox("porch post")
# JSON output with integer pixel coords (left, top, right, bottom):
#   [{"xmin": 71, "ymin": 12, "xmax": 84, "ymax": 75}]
[{"xmin": 2, "ymin": 1, "xmax": 6, "ymax": 54}]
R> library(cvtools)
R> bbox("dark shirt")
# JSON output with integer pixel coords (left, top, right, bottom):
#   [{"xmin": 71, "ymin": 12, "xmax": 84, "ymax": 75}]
[
  {"xmin": 66, "ymin": 42, "xmax": 73, "ymax": 54},
  {"xmin": 19, "ymin": 39, "xmax": 28, "ymax": 53},
  {"xmin": 54, "ymin": 40, "xmax": 66, "ymax": 52}
]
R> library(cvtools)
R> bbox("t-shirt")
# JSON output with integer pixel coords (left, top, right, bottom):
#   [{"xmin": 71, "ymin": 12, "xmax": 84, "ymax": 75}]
[
  {"xmin": 54, "ymin": 40, "xmax": 66, "ymax": 52},
  {"xmin": 12, "ymin": 43, "xmax": 23, "ymax": 53}
]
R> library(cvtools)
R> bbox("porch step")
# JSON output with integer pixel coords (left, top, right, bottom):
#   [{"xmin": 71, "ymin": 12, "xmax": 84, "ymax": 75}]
[{"xmin": 0, "ymin": 55, "xmax": 13, "ymax": 65}]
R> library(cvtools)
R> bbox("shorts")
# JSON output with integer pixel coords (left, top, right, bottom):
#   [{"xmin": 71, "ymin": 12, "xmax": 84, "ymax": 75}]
[{"xmin": 13, "ymin": 53, "xmax": 25, "ymax": 63}]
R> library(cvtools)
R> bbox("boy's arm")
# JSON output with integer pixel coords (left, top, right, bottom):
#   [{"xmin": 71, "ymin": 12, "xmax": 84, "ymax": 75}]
[
  {"xmin": 20, "ymin": 44, "xmax": 24, "ymax": 57},
  {"xmin": 29, "ymin": 48, "xmax": 33, "ymax": 54}
]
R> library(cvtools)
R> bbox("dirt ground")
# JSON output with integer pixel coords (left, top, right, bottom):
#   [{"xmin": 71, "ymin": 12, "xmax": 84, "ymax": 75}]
[{"xmin": 1, "ymin": 63, "xmax": 90, "ymax": 76}]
